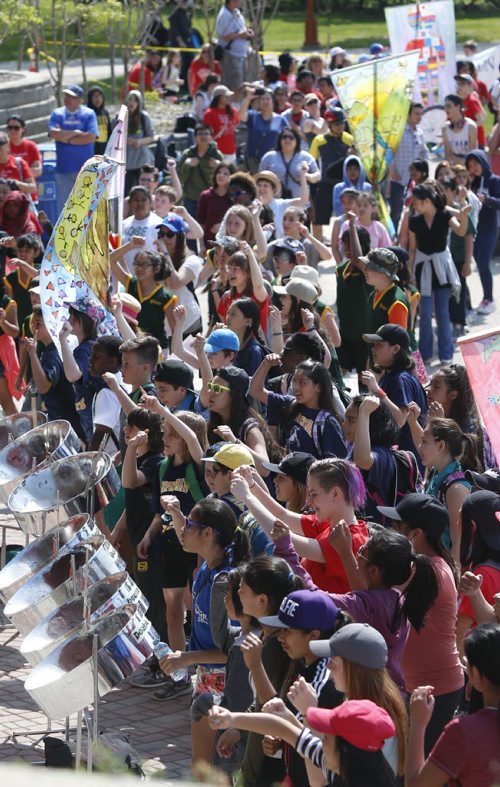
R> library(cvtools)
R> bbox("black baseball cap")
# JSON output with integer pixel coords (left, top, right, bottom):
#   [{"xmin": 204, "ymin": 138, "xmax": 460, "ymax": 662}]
[
  {"xmin": 155, "ymin": 359, "xmax": 194, "ymax": 390},
  {"xmin": 261, "ymin": 451, "xmax": 315, "ymax": 486},
  {"xmin": 274, "ymin": 237, "xmax": 305, "ymax": 256},
  {"xmin": 217, "ymin": 365, "xmax": 250, "ymax": 400},
  {"xmin": 462, "ymin": 491, "xmax": 500, "ymax": 551},
  {"xmin": 362, "ymin": 324, "xmax": 410, "ymax": 351},
  {"xmin": 465, "ymin": 468, "xmax": 500, "ymax": 495},
  {"xmin": 377, "ymin": 493, "xmax": 449, "ymax": 538}
]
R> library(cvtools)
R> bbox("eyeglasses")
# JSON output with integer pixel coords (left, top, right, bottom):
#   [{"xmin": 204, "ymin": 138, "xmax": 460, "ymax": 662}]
[
  {"xmin": 207, "ymin": 382, "xmax": 231, "ymax": 394},
  {"xmin": 6, "ymin": 125, "xmax": 21, "ymax": 131},
  {"xmin": 184, "ymin": 516, "xmax": 205, "ymax": 531},
  {"xmin": 133, "ymin": 261, "xmax": 153, "ymax": 270},
  {"xmin": 158, "ymin": 229, "xmax": 175, "ymax": 238},
  {"xmin": 357, "ymin": 543, "xmax": 371, "ymax": 563}
]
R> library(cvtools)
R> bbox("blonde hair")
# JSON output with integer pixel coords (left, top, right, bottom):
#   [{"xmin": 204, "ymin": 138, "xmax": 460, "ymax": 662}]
[
  {"xmin": 288, "ymin": 479, "xmax": 308, "ymax": 513},
  {"xmin": 223, "ymin": 205, "xmax": 255, "ymax": 243},
  {"xmin": 342, "ymin": 658, "xmax": 408, "ymax": 775}
]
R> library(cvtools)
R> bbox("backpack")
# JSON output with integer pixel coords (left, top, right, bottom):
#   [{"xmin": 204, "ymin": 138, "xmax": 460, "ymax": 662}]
[{"xmin": 366, "ymin": 448, "xmax": 423, "ymax": 510}]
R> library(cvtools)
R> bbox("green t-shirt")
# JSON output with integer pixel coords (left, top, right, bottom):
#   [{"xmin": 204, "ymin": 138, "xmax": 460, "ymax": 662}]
[
  {"xmin": 368, "ymin": 283, "xmax": 409, "ymax": 332},
  {"xmin": 335, "ymin": 259, "xmax": 372, "ymax": 340},
  {"xmin": 126, "ymin": 276, "xmax": 176, "ymax": 349}
]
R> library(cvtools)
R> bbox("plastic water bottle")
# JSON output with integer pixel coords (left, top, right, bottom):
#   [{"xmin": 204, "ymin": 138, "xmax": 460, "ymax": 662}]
[{"xmin": 154, "ymin": 641, "xmax": 187, "ymax": 683}]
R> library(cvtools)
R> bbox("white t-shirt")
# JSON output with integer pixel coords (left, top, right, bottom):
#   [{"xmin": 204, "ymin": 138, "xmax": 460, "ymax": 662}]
[
  {"xmin": 167, "ymin": 255, "xmax": 203, "ymax": 334},
  {"xmin": 92, "ymin": 378, "xmax": 123, "ymax": 453},
  {"xmin": 269, "ymin": 197, "xmax": 296, "ymax": 238},
  {"xmin": 121, "ymin": 212, "xmax": 161, "ymax": 273}
]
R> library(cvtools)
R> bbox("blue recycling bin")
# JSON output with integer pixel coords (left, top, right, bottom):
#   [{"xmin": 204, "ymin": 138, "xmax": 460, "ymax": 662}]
[{"xmin": 37, "ymin": 145, "xmax": 58, "ymax": 225}]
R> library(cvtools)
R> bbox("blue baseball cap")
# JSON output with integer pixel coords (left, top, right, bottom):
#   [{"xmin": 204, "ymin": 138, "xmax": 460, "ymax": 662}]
[
  {"xmin": 156, "ymin": 213, "xmax": 189, "ymax": 234},
  {"xmin": 259, "ymin": 589, "xmax": 340, "ymax": 631},
  {"xmin": 370, "ymin": 43, "xmax": 386, "ymax": 55},
  {"xmin": 63, "ymin": 84, "xmax": 84, "ymax": 99},
  {"xmin": 204, "ymin": 328, "xmax": 240, "ymax": 354}
]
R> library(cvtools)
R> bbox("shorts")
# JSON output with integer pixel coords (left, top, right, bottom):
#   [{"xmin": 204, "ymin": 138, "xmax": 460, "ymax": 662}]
[
  {"xmin": 336, "ymin": 338, "xmax": 369, "ymax": 374},
  {"xmin": 313, "ymin": 181, "xmax": 334, "ymax": 226},
  {"xmin": 161, "ymin": 528, "xmax": 198, "ymax": 589},
  {"xmin": 193, "ymin": 665, "xmax": 225, "ymax": 700}
]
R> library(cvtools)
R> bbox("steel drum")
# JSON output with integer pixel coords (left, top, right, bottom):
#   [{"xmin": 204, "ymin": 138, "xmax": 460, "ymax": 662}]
[
  {"xmin": 0, "ymin": 412, "xmax": 47, "ymax": 450},
  {"xmin": 4, "ymin": 535, "xmax": 125, "ymax": 635},
  {"xmin": 0, "ymin": 420, "xmax": 81, "ymax": 504},
  {"xmin": 21, "ymin": 572, "xmax": 148, "ymax": 666},
  {"xmin": 0, "ymin": 514, "xmax": 99, "ymax": 604},
  {"xmin": 24, "ymin": 604, "xmax": 158, "ymax": 719},
  {"xmin": 8, "ymin": 452, "xmax": 121, "ymax": 536}
]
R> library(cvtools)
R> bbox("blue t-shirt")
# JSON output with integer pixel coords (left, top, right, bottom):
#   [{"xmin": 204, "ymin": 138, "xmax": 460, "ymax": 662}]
[
  {"xmin": 172, "ymin": 390, "xmax": 209, "ymax": 421},
  {"xmin": 266, "ymin": 391, "xmax": 347, "ymax": 459},
  {"xmin": 234, "ymin": 337, "xmax": 267, "ymax": 377},
  {"xmin": 379, "ymin": 369, "xmax": 427, "ymax": 458},
  {"xmin": 362, "ymin": 446, "xmax": 397, "ymax": 524},
  {"xmin": 39, "ymin": 342, "xmax": 81, "ymax": 436},
  {"xmin": 73, "ymin": 338, "xmax": 104, "ymax": 444},
  {"xmin": 190, "ymin": 561, "xmax": 231, "ymax": 667},
  {"xmin": 48, "ymin": 106, "xmax": 99, "ymax": 173},
  {"xmin": 246, "ymin": 111, "xmax": 289, "ymax": 160}
]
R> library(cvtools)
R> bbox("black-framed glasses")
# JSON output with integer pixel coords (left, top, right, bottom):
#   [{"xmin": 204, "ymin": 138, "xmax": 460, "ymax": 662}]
[{"xmin": 133, "ymin": 261, "xmax": 153, "ymax": 270}]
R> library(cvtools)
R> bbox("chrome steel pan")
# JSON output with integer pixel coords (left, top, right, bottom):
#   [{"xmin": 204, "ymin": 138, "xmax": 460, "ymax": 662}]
[
  {"xmin": 0, "ymin": 420, "xmax": 81, "ymax": 504},
  {"xmin": 24, "ymin": 604, "xmax": 157, "ymax": 719},
  {"xmin": 0, "ymin": 514, "xmax": 98, "ymax": 604},
  {"xmin": 8, "ymin": 452, "xmax": 121, "ymax": 536},
  {"xmin": 21, "ymin": 572, "xmax": 148, "ymax": 666},
  {"xmin": 0, "ymin": 412, "xmax": 47, "ymax": 450},
  {"xmin": 4, "ymin": 535, "xmax": 125, "ymax": 635}
]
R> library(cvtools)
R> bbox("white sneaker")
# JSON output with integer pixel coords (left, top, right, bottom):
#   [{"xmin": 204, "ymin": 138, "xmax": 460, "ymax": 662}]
[{"xmin": 476, "ymin": 300, "xmax": 495, "ymax": 315}]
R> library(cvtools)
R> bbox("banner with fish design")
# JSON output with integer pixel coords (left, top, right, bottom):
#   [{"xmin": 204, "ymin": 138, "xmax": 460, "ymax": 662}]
[
  {"xmin": 331, "ymin": 50, "xmax": 419, "ymax": 186},
  {"xmin": 40, "ymin": 156, "xmax": 120, "ymax": 350},
  {"xmin": 458, "ymin": 328, "xmax": 500, "ymax": 463},
  {"xmin": 385, "ymin": 1, "xmax": 456, "ymax": 107}
]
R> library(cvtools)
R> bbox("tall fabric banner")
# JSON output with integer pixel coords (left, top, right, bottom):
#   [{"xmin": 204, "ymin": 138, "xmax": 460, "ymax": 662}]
[
  {"xmin": 106, "ymin": 105, "xmax": 128, "ymax": 250},
  {"xmin": 40, "ymin": 156, "xmax": 120, "ymax": 351},
  {"xmin": 385, "ymin": 1, "xmax": 456, "ymax": 106},
  {"xmin": 331, "ymin": 51, "xmax": 419, "ymax": 186},
  {"xmin": 458, "ymin": 328, "xmax": 500, "ymax": 463},
  {"xmin": 472, "ymin": 45, "xmax": 500, "ymax": 91}
]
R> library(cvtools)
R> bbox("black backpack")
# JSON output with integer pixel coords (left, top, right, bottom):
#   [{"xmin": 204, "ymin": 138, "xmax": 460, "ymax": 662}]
[{"xmin": 366, "ymin": 448, "xmax": 423, "ymax": 510}]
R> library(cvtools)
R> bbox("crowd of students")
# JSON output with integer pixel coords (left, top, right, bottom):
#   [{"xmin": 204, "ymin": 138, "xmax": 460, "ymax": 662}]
[{"xmin": 1, "ymin": 37, "xmax": 500, "ymax": 787}]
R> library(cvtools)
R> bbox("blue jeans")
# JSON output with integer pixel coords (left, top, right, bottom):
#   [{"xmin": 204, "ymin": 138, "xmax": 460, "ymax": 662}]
[
  {"xmin": 55, "ymin": 171, "xmax": 77, "ymax": 214},
  {"xmin": 474, "ymin": 227, "xmax": 496, "ymax": 302},
  {"xmin": 389, "ymin": 181, "xmax": 405, "ymax": 233},
  {"xmin": 419, "ymin": 287, "xmax": 454, "ymax": 362}
]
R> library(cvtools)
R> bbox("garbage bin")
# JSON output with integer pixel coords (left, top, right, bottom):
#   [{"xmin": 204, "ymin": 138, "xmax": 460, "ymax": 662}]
[{"xmin": 37, "ymin": 144, "xmax": 58, "ymax": 225}]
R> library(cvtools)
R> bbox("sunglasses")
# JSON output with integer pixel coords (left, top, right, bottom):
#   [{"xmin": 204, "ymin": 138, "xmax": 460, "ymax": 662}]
[
  {"xmin": 229, "ymin": 189, "xmax": 249, "ymax": 198},
  {"xmin": 158, "ymin": 229, "xmax": 175, "ymax": 238},
  {"xmin": 207, "ymin": 382, "xmax": 231, "ymax": 394},
  {"xmin": 281, "ymin": 135, "xmax": 295, "ymax": 140},
  {"xmin": 6, "ymin": 125, "xmax": 21, "ymax": 131},
  {"xmin": 184, "ymin": 516, "xmax": 211, "ymax": 531}
]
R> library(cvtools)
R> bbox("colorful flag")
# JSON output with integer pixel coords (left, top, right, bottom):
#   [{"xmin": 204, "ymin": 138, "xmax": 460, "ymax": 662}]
[
  {"xmin": 331, "ymin": 51, "xmax": 419, "ymax": 186},
  {"xmin": 385, "ymin": 1, "xmax": 456, "ymax": 107},
  {"xmin": 40, "ymin": 155, "xmax": 120, "ymax": 350},
  {"xmin": 106, "ymin": 104, "xmax": 128, "ymax": 250},
  {"xmin": 458, "ymin": 327, "xmax": 500, "ymax": 463}
]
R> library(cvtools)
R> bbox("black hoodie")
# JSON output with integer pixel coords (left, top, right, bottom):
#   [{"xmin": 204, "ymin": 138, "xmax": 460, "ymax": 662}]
[{"xmin": 465, "ymin": 148, "xmax": 500, "ymax": 234}]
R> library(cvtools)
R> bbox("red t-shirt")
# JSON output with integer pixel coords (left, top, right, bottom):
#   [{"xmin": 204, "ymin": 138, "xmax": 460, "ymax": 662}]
[
  {"xmin": 300, "ymin": 515, "xmax": 369, "ymax": 593},
  {"xmin": 458, "ymin": 563, "xmax": 500, "ymax": 623},
  {"xmin": 203, "ymin": 107, "xmax": 240, "ymax": 155},
  {"xmin": 463, "ymin": 93, "xmax": 486, "ymax": 145},
  {"xmin": 217, "ymin": 290, "xmax": 270, "ymax": 332},
  {"xmin": 127, "ymin": 63, "xmax": 153, "ymax": 92},
  {"xmin": 0, "ymin": 156, "xmax": 32, "ymax": 183},
  {"xmin": 9, "ymin": 139, "xmax": 41, "ymax": 170},
  {"xmin": 189, "ymin": 59, "xmax": 221, "ymax": 97},
  {"xmin": 429, "ymin": 708, "xmax": 500, "ymax": 787}
]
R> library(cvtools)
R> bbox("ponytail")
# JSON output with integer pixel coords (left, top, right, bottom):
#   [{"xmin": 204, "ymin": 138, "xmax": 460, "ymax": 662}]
[
  {"xmin": 402, "ymin": 553, "xmax": 439, "ymax": 631},
  {"xmin": 241, "ymin": 555, "xmax": 304, "ymax": 614},
  {"xmin": 190, "ymin": 499, "xmax": 250, "ymax": 567},
  {"xmin": 426, "ymin": 417, "xmax": 481, "ymax": 471}
]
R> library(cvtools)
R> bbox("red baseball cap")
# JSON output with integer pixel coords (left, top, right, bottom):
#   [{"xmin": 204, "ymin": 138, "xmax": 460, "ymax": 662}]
[{"xmin": 306, "ymin": 700, "xmax": 395, "ymax": 751}]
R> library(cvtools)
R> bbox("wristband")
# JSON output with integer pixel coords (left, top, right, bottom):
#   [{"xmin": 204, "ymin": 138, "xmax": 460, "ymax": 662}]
[
  {"xmin": 272, "ymin": 331, "xmax": 283, "ymax": 336},
  {"xmin": 376, "ymin": 387, "xmax": 387, "ymax": 399}
]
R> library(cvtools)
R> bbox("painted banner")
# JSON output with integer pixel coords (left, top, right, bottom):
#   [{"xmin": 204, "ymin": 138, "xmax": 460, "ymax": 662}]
[
  {"xmin": 472, "ymin": 45, "xmax": 500, "ymax": 91},
  {"xmin": 458, "ymin": 327, "xmax": 500, "ymax": 463},
  {"xmin": 40, "ymin": 156, "xmax": 120, "ymax": 350},
  {"xmin": 385, "ymin": 1, "xmax": 456, "ymax": 106},
  {"xmin": 106, "ymin": 104, "xmax": 128, "ymax": 250},
  {"xmin": 331, "ymin": 51, "xmax": 419, "ymax": 186}
]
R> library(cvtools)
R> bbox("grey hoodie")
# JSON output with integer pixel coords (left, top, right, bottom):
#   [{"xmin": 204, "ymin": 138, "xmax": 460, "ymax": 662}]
[{"xmin": 124, "ymin": 90, "xmax": 155, "ymax": 170}]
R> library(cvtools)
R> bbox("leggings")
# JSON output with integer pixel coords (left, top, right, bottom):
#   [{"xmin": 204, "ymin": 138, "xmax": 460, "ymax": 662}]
[{"xmin": 474, "ymin": 227, "xmax": 497, "ymax": 302}]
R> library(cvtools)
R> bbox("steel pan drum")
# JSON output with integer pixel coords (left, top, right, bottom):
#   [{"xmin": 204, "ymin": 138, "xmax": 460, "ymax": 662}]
[
  {"xmin": 25, "ymin": 604, "xmax": 157, "ymax": 719},
  {"xmin": 8, "ymin": 452, "xmax": 121, "ymax": 536},
  {"xmin": 4, "ymin": 535, "xmax": 125, "ymax": 635},
  {"xmin": 0, "ymin": 412, "xmax": 47, "ymax": 450},
  {"xmin": 0, "ymin": 420, "xmax": 81, "ymax": 504},
  {"xmin": 21, "ymin": 572, "xmax": 148, "ymax": 666},
  {"xmin": 0, "ymin": 514, "xmax": 98, "ymax": 604}
]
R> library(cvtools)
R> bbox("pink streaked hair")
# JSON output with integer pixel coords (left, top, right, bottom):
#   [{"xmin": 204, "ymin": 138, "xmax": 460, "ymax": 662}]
[{"xmin": 308, "ymin": 459, "xmax": 366, "ymax": 510}]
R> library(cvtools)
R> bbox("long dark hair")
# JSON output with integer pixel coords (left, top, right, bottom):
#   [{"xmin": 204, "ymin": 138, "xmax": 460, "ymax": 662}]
[
  {"xmin": 364, "ymin": 531, "xmax": 439, "ymax": 632},
  {"xmin": 285, "ymin": 360, "xmax": 341, "ymax": 427},
  {"xmin": 240, "ymin": 555, "xmax": 304, "ymax": 614},
  {"xmin": 227, "ymin": 251, "xmax": 252, "ymax": 298},
  {"xmin": 277, "ymin": 126, "xmax": 300, "ymax": 155},
  {"xmin": 283, "ymin": 296, "xmax": 320, "ymax": 335},
  {"xmin": 425, "ymin": 417, "xmax": 482, "ymax": 473},
  {"xmin": 413, "ymin": 180, "xmax": 447, "ymax": 211},
  {"xmin": 464, "ymin": 623, "xmax": 500, "ymax": 687},
  {"xmin": 126, "ymin": 408, "xmax": 164, "ymax": 453},
  {"xmin": 230, "ymin": 297, "xmax": 267, "ymax": 347},
  {"xmin": 210, "ymin": 93, "xmax": 236, "ymax": 119},
  {"xmin": 460, "ymin": 492, "xmax": 500, "ymax": 569},
  {"xmin": 433, "ymin": 365, "xmax": 485, "ymax": 460},
  {"xmin": 404, "ymin": 518, "xmax": 458, "ymax": 586},
  {"xmin": 134, "ymin": 249, "xmax": 171, "ymax": 281},
  {"xmin": 336, "ymin": 739, "xmax": 397, "ymax": 787},
  {"xmin": 350, "ymin": 394, "xmax": 400, "ymax": 447},
  {"xmin": 168, "ymin": 233, "xmax": 188, "ymax": 271},
  {"xmin": 190, "ymin": 498, "xmax": 250, "ymax": 567}
]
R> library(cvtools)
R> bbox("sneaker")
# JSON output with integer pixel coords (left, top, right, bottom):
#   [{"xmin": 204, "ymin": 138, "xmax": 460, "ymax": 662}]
[
  {"xmin": 128, "ymin": 668, "xmax": 169, "ymax": 688},
  {"xmin": 476, "ymin": 300, "xmax": 495, "ymax": 315},
  {"xmin": 153, "ymin": 678, "xmax": 192, "ymax": 701}
]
